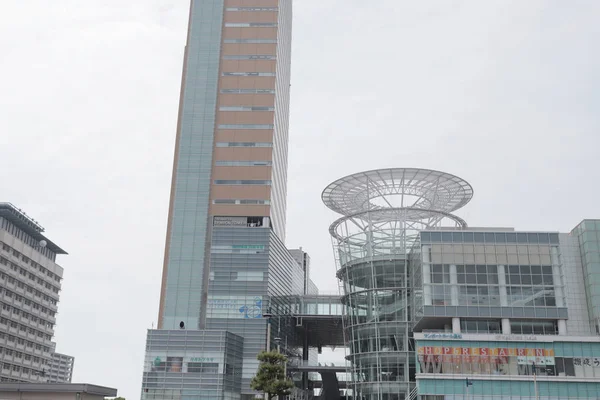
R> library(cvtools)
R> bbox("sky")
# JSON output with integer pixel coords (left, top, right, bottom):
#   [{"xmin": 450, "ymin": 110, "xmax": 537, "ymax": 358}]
[{"xmin": 1, "ymin": 0, "xmax": 600, "ymax": 398}]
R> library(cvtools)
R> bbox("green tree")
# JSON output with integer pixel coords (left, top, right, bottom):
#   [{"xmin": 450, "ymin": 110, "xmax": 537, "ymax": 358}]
[{"xmin": 250, "ymin": 350, "xmax": 294, "ymax": 399}]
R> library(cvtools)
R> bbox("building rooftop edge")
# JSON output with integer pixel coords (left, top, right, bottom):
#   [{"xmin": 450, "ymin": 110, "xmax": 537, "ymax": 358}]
[
  {"xmin": 0, "ymin": 203, "xmax": 67, "ymax": 254},
  {"xmin": 0, "ymin": 383, "xmax": 117, "ymax": 396}
]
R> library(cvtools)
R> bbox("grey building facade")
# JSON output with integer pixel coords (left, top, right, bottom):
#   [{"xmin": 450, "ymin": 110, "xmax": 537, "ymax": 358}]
[
  {"xmin": 289, "ymin": 248, "xmax": 314, "ymax": 295},
  {"xmin": 142, "ymin": 330, "xmax": 243, "ymax": 400},
  {"xmin": 48, "ymin": 343, "xmax": 74, "ymax": 383},
  {"xmin": 143, "ymin": 224, "xmax": 308, "ymax": 399},
  {"xmin": 0, "ymin": 203, "xmax": 66, "ymax": 383}
]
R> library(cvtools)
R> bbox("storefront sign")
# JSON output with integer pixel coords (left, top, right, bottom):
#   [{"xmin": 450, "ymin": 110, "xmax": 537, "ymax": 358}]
[
  {"xmin": 573, "ymin": 358, "xmax": 600, "ymax": 367},
  {"xmin": 417, "ymin": 346, "xmax": 554, "ymax": 365},
  {"xmin": 494, "ymin": 334, "xmax": 538, "ymax": 341},
  {"xmin": 423, "ymin": 333, "xmax": 463, "ymax": 339}
]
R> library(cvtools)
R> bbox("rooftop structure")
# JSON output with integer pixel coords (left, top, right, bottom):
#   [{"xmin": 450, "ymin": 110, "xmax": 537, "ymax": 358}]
[{"xmin": 0, "ymin": 383, "xmax": 116, "ymax": 400}]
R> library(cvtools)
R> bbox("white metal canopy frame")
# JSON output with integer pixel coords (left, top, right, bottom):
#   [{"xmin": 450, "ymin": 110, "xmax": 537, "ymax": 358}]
[
  {"xmin": 324, "ymin": 167, "xmax": 472, "ymax": 400},
  {"xmin": 321, "ymin": 167, "xmax": 474, "ymax": 217}
]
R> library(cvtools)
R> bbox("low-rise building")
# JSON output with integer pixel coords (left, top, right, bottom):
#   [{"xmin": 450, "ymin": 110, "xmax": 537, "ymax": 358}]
[{"xmin": 0, "ymin": 383, "xmax": 116, "ymax": 400}]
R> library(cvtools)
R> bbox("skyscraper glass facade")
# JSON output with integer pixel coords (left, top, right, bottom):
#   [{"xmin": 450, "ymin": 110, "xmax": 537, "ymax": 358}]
[
  {"xmin": 572, "ymin": 220, "xmax": 600, "ymax": 334},
  {"xmin": 144, "ymin": 1, "xmax": 301, "ymax": 399},
  {"xmin": 159, "ymin": 0, "xmax": 225, "ymax": 332}
]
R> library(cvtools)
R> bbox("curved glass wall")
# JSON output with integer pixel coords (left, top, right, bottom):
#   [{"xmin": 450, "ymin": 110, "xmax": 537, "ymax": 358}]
[{"xmin": 323, "ymin": 168, "xmax": 472, "ymax": 400}]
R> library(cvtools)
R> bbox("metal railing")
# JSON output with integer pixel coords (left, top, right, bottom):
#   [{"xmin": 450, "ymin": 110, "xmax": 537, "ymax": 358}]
[{"xmin": 408, "ymin": 386, "xmax": 419, "ymax": 400}]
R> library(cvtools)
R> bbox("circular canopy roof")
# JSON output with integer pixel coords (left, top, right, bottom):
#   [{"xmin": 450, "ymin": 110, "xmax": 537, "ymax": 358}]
[{"xmin": 322, "ymin": 168, "xmax": 473, "ymax": 216}]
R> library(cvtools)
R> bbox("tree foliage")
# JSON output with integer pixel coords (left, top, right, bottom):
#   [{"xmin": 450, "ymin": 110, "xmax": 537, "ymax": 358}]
[{"xmin": 250, "ymin": 350, "xmax": 294, "ymax": 399}]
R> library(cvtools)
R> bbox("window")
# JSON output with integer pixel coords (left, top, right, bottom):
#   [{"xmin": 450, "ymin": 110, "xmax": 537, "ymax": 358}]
[
  {"xmin": 218, "ymin": 124, "xmax": 274, "ymax": 130},
  {"xmin": 223, "ymin": 39, "xmax": 277, "ymax": 44},
  {"xmin": 223, "ymin": 55, "xmax": 275, "ymax": 60},
  {"xmin": 225, "ymin": 7, "xmax": 278, "ymax": 11},
  {"xmin": 214, "ymin": 180, "xmax": 271, "ymax": 185},
  {"xmin": 187, "ymin": 362, "xmax": 219, "ymax": 374},
  {"xmin": 510, "ymin": 320, "xmax": 558, "ymax": 335},
  {"xmin": 225, "ymin": 22, "xmax": 277, "ymax": 27},
  {"xmin": 222, "ymin": 72, "xmax": 275, "ymax": 77},
  {"xmin": 219, "ymin": 106, "xmax": 274, "ymax": 111},
  {"xmin": 220, "ymin": 89, "xmax": 275, "ymax": 94},
  {"xmin": 460, "ymin": 319, "xmax": 501, "ymax": 334},
  {"xmin": 215, "ymin": 142, "xmax": 272, "ymax": 148},
  {"xmin": 213, "ymin": 199, "xmax": 270, "ymax": 205},
  {"xmin": 215, "ymin": 160, "xmax": 272, "ymax": 166}
]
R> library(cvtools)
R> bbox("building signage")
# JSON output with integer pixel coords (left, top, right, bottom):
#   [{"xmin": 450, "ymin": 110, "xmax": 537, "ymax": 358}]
[
  {"xmin": 207, "ymin": 296, "xmax": 263, "ymax": 319},
  {"xmin": 494, "ymin": 334, "xmax": 538, "ymax": 341},
  {"xmin": 189, "ymin": 357, "xmax": 215, "ymax": 363},
  {"xmin": 213, "ymin": 216, "xmax": 247, "ymax": 227},
  {"xmin": 574, "ymin": 358, "xmax": 600, "ymax": 367},
  {"xmin": 423, "ymin": 333, "xmax": 462, "ymax": 339},
  {"xmin": 232, "ymin": 245, "xmax": 264, "ymax": 250},
  {"xmin": 418, "ymin": 346, "xmax": 554, "ymax": 365}
]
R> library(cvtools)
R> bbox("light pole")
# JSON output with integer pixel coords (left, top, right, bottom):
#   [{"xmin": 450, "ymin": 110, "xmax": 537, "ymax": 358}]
[
  {"xmin": 532, "ymin": 362, "xmax": 539, "ymax": 400},
  {"xmin": 263, "ymin": 309, "xmax": 272, "ymax": 352},
  {"xmin": 465, "ymin": 378, "xmax": 473, "ymax": 399}
]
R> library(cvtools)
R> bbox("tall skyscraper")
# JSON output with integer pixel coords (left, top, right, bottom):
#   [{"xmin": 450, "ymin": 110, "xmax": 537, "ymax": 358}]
[
  {"xmin": 158, "ymin": 0, "xmax": 291, "ymax": 332},
  {"xmin": 0, "ymin": 203, "xmax": 69, "ymax": 383},
  {"xmin": 142, "ymin": 2, "xmax": 307, "ymax": 399}
]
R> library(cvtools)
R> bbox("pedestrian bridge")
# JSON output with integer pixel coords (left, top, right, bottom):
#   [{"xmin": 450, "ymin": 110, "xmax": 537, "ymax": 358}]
[
  {"xmin": 272, "ymin": 294, "xmax": 347, "ymax": 347},
  {"xmin": 288, "ymin": 360, "xmax": 348, "ymax": 373}
]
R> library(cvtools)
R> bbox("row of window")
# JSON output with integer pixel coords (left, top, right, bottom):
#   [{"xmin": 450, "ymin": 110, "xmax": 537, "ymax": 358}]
[
  {"xmin": 225, "ymin": 7, "xmax": 278, "ymax": 11},
  {"xmin": 213, "ymin": 180, "xmax": 271, "ymax": 185},
  {"xmin": 224, "ymin": 39, "xmax": 277, "ymax": 44},
  {"xmin": 210, "ymin": 270, "xmax": 265, "ymax": 282},
  {"xmin": 0, "ymin": 359, "xmax": 45, "ymax": 376},
  {"xmin": 429, "ymin": 264, "xmax": 556, "ymax": 286},
  {"xmin": 218, "ymin": 124, "xmax": 274, "ymax": 130},
  {"xmin": 1, "ymin": 288, "xmax": 57, "ymax": 323},
  {"xmin": 459, "ymin": 319, "xmax": 558, "ymax": 335},
  {"xmin": 429, "ymin": 285, "xmax": 558, "ymax": 307},
  {"xmin": 219, "ymin": 106, "xmax": 274, "ymax": 112},
  {"xmin": 0, "ymin": 242, "xmax": 61, "ymax": 284},
  {"xmin": 223, "ymin": 55, "xmax": 275, "ymax": 60},
  {"xmin": 0, "ymin": 331, "xmax": 51, "ymax": 352},
  {"xmin": 0, "ymin": 267, "xmax": 59, "ymax": 309},
  {"xmin": 222, "ymin": 72, "xmax": 275, "ymax": 77},
  {"xmin": 0, "ymin": 310, "xmax": 54, "ymax": 340},
  {"xmin": 220, "ymin": 89, "xmax": 274, "ymax": 94},
  {"xmin": 0, "ymin": 258, "xmax": 60, "ymax": 301},
  {"xmin": 215, "ymin": 142, "xmax": 272, "ymax": 148},
  {"xmin": 212, "ymin": 200, "xmax": 270, "ymax": 205},
  {"xmin": 215, "ymin": 160, "xmax": 271, "ymax": 166},
  {"xmin": 225, "ymin": 23, "xmax": 277, "ymax": 27},
  {"xmin": 421, "ymin": 231, "xmax": 560, "ymax": 245}
]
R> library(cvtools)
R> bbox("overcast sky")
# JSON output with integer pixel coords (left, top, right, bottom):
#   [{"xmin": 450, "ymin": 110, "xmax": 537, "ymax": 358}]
[{"xmin": 1, "ymin": 0, "xmax": 599, "ymax": 399}]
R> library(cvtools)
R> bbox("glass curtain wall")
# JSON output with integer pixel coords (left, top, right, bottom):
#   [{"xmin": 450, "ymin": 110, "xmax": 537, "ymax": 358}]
[{"xmin": 323, "ymin": 168, "xmax": 473, "ymax": 400}]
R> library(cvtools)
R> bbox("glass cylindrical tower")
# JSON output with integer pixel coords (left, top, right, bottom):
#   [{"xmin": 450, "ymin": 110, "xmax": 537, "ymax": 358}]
[{"xmin": 323, "ymin": 168, "xmax": 473, "ymax": 400}]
